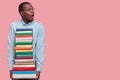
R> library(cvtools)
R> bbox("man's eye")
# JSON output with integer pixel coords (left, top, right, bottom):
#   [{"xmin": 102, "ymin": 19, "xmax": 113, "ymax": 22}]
[{"xmin": 24, "ymin": 8, "xmax": 34, "ymax": 11}]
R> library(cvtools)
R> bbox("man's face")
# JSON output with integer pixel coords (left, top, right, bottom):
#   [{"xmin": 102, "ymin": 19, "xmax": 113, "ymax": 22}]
[{"xmin": 20, "ymin": 4, "xmax": 34, "ymax": 22}]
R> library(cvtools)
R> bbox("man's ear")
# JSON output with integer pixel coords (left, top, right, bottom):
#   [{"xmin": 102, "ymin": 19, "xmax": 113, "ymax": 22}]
[{"xmin": 20, "ymin": 11, "xmax": 24, "ymax": 17}]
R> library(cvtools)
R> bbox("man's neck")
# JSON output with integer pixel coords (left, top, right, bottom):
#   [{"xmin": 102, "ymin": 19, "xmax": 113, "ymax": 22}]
[{"xmin": 22, "ymin": 18, "xmax": 32, "ymax": 24}]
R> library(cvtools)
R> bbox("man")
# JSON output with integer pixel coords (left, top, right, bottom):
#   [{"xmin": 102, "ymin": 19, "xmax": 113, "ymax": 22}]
[{"xmin": 8, "ymin": 2, "xmax": 44, "ymax": 80}]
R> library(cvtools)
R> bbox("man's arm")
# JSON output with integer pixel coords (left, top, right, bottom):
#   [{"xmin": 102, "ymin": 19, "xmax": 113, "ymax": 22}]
[
  {"xmin": 8, "ymin": 23, "xmax": 15, "ymax": 78},
  {"xmin": 35, "ymin": 24, "xmax": 45, "ymax": 78}
]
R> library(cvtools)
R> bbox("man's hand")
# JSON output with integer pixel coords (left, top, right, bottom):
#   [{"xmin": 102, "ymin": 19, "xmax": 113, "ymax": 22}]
[
  {"xmin": 36, "ymin": 71, "xmax": 40, "ymax": 79},
  {"xmin": 10, "ymin": 70, "xmax": 12, "ymax": 78}
]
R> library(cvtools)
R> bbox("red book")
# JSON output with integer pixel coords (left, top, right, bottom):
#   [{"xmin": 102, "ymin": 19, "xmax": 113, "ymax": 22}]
[
  {"xmin": 13, "ymin": 67, "xmax": 35, "ymax": 71},
  {"xmin": 15, "ymin": 56, "xmax": 33, "ymax": 59}
]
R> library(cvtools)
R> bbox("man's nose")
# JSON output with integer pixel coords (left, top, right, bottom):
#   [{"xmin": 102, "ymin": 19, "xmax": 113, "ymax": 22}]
[{"xmin": 30, "ymin": 10, "xmax": 34, "ymax": 13}]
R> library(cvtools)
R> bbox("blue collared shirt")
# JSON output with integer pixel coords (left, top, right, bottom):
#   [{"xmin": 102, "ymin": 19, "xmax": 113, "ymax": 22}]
[{"xmin": 8, "ymin": 20, "xmax": 44, "ymax": 71}]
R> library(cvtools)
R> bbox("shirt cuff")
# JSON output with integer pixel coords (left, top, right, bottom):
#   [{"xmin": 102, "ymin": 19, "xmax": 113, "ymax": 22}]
[
  {"xmin": 36, "ymin": 64, "xmax": 42, "ymax": 71},
  {"xmin": 9, "ymin": 65, "xmax": 13, "ymax": 70}
]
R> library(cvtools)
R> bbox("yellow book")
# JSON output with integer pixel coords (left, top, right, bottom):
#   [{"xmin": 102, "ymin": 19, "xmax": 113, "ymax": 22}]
[
  {"xmin": 16, "ymin": 50, "xmax": 33, "ymax": 52},
  {"xmin": 16, "ymin": 45, "xmax": 32, "ymax": 47},
  {"xmin": 15, "ymin": 62, "xmax": 35, "ymax": 65}
]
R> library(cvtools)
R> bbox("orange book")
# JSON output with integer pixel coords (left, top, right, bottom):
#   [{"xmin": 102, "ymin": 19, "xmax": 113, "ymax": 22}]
[
  {"xmin": 16, "ymin": 35, "xmax": 32, "ymax": 38},
  {"xmin": 15, "ymin": 47, "xmax": 32, "ymax": 50}
]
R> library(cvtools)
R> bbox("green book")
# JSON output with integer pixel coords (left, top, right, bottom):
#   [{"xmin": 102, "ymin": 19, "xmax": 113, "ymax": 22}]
[
  {"xmin": 16, "ymin": 33, "xmax": 32, "ymax": 36},
  {"xmin": 16, "ymin": 51, "xmax": 33, "ymax": 55},
  {"xmin": 16, "ymin": 41, "xmax": 32, "ymax": 45}
]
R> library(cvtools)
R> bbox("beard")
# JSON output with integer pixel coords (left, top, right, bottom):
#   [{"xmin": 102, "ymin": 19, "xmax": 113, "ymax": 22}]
[
  {"xmin": 27, "ymin": 18, "xmax": 34, "ymax": 23},
  {"xmin": 22, "ymin": 17, "xmax": 34, "ymax": 24},
  {"xmin": 28, "ymin": 19, "xmax": 33, "ymax": 22}
]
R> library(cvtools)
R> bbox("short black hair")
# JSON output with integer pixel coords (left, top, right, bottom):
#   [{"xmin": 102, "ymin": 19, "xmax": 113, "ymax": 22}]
[{"xmin": 18, "ymin": 2, "xmax": 30, "ymax": 12}]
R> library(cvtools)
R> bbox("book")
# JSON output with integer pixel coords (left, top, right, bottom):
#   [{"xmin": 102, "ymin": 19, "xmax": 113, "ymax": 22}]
[
  {"xmin": 16, "ymin": 52, "xmax": 33, "ymax": 55},
  {"xmin": 15, "ymin": 62, "xmax": 35, "ymax": 65},
  {"xmin": 15, "ymin": 56, "xmax": 33, "ymax": 59},
  {"xmin": 13, "ymin": 67, "xmax": 36, "ymax": 71},
  {"xmin": 15, "ymin": 47, "xmax": 32, "ymax": 50},
  {"xmin": 16, "ymin": 33, "xmax": 32, "ymax": 36},
  {"xmin": 16, "ymin": 39, "xmax": 32, "ymax": 42},
  {"xmin": 12, "ymin": 74, "xmax": 37, "ymax": 79},
  {"xmin": 13, "ymin": 64, "xmax": 35, "ymax": 67},
  {"xmin": 15, "ymin": 59, "xmax": 34, "ymax": 62},
  {"xmin": 16, "ymin": 35, "xmax": 32, "ymax": 38},
  {"xmin": 16, "ymin": 45, "xmax": 32, "ymax": 47},
  {"xmin": 16, "ymin": 54, "xmax": 33, "ymax": 57},
  {"xmin": 16, "ymin": 41, "xmax": 32, "ymax": 45},
  {"xmin": 16, "ymin": 31, "xmax": 32, "ymax": 34},
  {"xmin": 16, "ymin": 50, "xmax": 33, "ymax": 52},
  {"xmin": 12, "ymin": 71, "xmax": 36, "ymax": 74},
  {"xmin": 16, "ymin": 28, "xmax": 33, "ymax": 31},
  {"xmin": 16, "ymin": 37, "xmax": 32, "ymax": 40}
]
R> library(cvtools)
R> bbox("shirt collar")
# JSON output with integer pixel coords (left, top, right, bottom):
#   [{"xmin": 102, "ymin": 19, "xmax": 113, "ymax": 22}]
[{"xmin": 20, "ymin": 19, "xmax": 34, "ymax": 26}]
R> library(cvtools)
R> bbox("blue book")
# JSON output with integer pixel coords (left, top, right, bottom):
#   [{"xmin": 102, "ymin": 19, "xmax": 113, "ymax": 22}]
[
  {"xmin": 16, "ymin": 28, "xmax": 33, "ymax": 31},
  {"xmin": 12, "ymin": 71, "xmax": 36, "ymax": 74}
]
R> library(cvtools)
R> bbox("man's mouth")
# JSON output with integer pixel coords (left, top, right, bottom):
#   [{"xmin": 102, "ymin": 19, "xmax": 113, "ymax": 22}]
[{"xmin": 31, "ymin": 14, "xmax": 34, "ymax": 18}]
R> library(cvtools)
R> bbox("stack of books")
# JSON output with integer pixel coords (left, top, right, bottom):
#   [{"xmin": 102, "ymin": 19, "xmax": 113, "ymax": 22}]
[{"xmin": 12, "ymin": 28, "xmax": 37, "ymax": 79}]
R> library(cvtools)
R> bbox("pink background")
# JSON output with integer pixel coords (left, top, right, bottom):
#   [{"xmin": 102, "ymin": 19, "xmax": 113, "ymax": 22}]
[{"xmin": 0, "ymin": 0, "xmax": 120, "ymax": 80}]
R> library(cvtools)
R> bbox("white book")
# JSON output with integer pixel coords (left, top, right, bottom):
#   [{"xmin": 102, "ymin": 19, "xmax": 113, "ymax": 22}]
[
  {"xmin": 16, "ymin": 31, "xmax": 32, "ymax": 33},
  {"xmin": 13, "ymin": 64, "xmax": 35, "ymax": 67},
  {"xmin": 16, "ymin": 40, "xmax": 32, "ymax": 42},
  {"xmin": 12, "ymin": 74, "xmax": 37, "ymax": 79},
  {"xmin": 15, "ymin": 59, "xmax": 34, "ymax": 62},
  {"xmin": 16, "ymin": 37, "xmax": 32, "ymax": 40}
]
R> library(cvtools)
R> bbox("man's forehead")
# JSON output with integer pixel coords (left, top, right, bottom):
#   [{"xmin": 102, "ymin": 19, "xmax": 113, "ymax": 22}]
[{"xmin": 23, "ymin": 4, "xmax": 33, "ymax": 9}]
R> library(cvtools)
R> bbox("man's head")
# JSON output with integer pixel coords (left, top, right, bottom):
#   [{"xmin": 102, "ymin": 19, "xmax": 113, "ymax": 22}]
[{"xmin": 18, "ymin": 2, "xmax": 34, "ymax": 23}]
